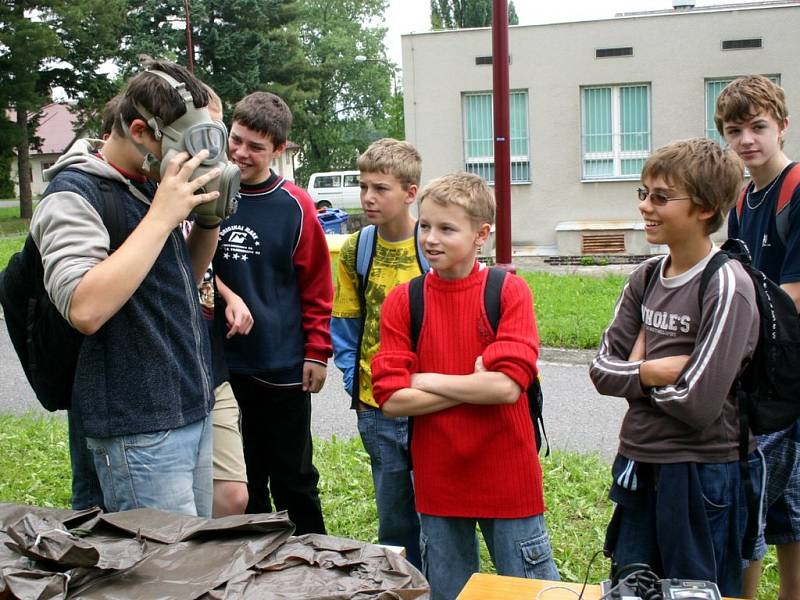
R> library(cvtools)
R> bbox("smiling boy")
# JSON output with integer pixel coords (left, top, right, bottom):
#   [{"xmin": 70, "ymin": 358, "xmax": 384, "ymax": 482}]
[
  {"xmin": 716, "ymin": 75, "xmax": 800, "ymax": 599},
  {"xmin": 590, "ymin": 138, "xmax": 763, "ymax": 596},
  {"xmin": 213, "ymin": 91, "xmax": 332, "ymax": 533},
  {"xmin": 372, "ymin": 172, "xmax": 559, "ymax": 600}
]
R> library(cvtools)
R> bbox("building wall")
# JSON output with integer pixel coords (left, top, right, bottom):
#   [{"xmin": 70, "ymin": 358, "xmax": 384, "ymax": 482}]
[
  {"xmin": 402, "ymin": 5, "xmax": 800, "ymax": 250},
  {"xmin": 11, "ymin": 153, "xmax": 60, "ymax": 198}
]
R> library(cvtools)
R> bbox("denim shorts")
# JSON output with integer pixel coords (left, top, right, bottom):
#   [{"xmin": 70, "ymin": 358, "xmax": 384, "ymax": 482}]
[{"xmin": 86, "ymin": 415, "xmax": 213, "ymax": 517}]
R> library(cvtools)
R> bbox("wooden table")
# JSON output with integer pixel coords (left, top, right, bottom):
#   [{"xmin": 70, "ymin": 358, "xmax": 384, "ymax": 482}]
[
  {"xmin": 457, "ymin": 573, "xmax": 740, "ymax": 600},
  {"xmin": 457, "ymin": 574, "xmax": 602, "ymax": 600}
]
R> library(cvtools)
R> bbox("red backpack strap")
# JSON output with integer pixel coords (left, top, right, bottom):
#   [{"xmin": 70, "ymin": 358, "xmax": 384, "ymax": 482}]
[
  {"xmin": 776, "ymin": 162, "xmax": 800, "ymax": 215},
  {"xmin": 736, "ymin": 183, "xmax": 748, "ymax": 220}
]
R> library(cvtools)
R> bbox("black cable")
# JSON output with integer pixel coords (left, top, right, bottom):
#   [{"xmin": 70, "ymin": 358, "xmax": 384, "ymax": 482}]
[{"xmin": 577, "ymin": 549, "xmax": 607, "ymax": 600}]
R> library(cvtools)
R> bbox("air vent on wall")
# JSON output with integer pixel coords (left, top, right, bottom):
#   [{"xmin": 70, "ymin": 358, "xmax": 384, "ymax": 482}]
[
  {"xmin": 582, "ymin": 233, "xmax": 625, "ymax": 254},
  {"xmin": 596, "ymin": 47, "xmax": 634, "ymax": 58},
  {"xmin": 474, "ymin": 56, "xmax": 512, "ymax": 65},
  {"xmin": 722, "ymin": 38, "xmax": 762, "ymax": 50}
]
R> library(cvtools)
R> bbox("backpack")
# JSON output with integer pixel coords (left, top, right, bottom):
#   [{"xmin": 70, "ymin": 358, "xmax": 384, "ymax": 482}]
[
  {"xmin": 347, "ymin": 223, "xmax": 430, "ymax": 405},
  {"xmin": 643, "ymin": 239, "xmax": 800, "ymax": 444},
  {"xmin": 735, "ymin": 161, "xmax": 800, "ymax": 247},
  {"xmin": 0, "ymin": 175, "xmax": 127, "ymax": 411},
  {"xmin": 643, "ymin": 241, "xmax": 800, "ymax": 545},
  {"xmin": 408, "ymin": 267, "xmax": 549, "ymax": 456}
]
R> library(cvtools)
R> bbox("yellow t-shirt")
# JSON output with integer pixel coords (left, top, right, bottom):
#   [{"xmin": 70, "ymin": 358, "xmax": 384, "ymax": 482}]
[{"xmin": 333, "ymin": 230, "xmax": 425, "ymax": 407}]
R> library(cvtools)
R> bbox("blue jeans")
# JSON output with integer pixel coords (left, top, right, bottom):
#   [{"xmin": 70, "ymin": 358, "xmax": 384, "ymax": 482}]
[
  {"xmin": 86, "ymin": 415, "xmax": 213, "ymax": 517},
  {"xmin": 419, "ymin": 513, "xmax": 560, "ymax": 600},
  {"xmin": 67, "ymin": 410, "xmax": 105, "ymax": 510},
  {"xmin": 357, "ymin": 408, "xmax": 421, "ymax": 569},
  {"xmin": 608, "ymin": 456, "xmax": 763, "ymax": 598}
]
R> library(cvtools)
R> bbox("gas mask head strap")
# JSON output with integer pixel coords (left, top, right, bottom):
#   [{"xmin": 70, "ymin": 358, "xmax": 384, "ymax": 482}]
[
  {"xmin": 120, "ymin": 69, "xmax": 197, "ymax": 175},
  {"xmin": 131, "ymin": 69, "xmax": 195, "ymax": 142}
]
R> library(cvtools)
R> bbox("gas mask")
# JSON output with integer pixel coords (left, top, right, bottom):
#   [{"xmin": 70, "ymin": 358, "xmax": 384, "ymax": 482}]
[{"xmin": 123, "ymin": 69, "xmax": 240, "ymax": 220}]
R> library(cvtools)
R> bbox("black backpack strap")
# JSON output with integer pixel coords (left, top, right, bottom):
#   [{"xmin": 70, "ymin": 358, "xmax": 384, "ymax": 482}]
[
  {"xmin": 698, "ymin": 250, "xmax": 732, "ymax": 311},
  {"xmin": 96, "ymin": 178, "xmax": 126, "ymax": 252},
  {"xmin": 483, "ymin": 267, "xmax": 507, "ymax": 333},
  {"xmin": 408, "ymin": 274, "xmax": 427, "ymax": 352}
]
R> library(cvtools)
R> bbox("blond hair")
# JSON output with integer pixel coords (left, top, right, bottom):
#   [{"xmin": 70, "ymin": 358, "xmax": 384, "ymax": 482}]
[
  {"xmin": 419, "ymin": 172, "xmax": 495, "ymax": 226},
  {"xmin": 715, "ymin": 75, "xmax": 788, "ymax": 148},
  {"xmin": 641, "ymin": 138, "xmax": 743, "ymax": 234},
  {"xmin": 357, "ymin": 138, "xmax": 421, "ymax": 189}
]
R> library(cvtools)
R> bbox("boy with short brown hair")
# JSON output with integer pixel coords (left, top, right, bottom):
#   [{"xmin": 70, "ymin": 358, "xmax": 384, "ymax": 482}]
[
  {"xmin": 591, "ymin": 138, "xmax": 762, "ymax": 596},
  {"xmin": 331, "ymin": 138, "xmax": 425, "ymax": 568},
  {"xmin": 716, "ymin": 74, "xmax": 800, "ymax": 599},
  {"xmin": 372, "ymin": 172, "xmax": 559, "ymax": 599}
]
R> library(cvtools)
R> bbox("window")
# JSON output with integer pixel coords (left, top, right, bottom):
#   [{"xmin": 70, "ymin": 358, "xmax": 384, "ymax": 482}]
[
  {"xmin": 705, "ymin": 75, "xmax": 780, "ymax": 145},
  {"xmin": 462, "ymin": 90, "xmax": 530, "ymax": 183},
  {"xmin": 721, "ymin": 38, "xmax": 762, "ymax": 50},
  {"xmin": 595, "ymin": 47, "xmax": 634, "ymax": 58},
  {"xmin": 581, "ymin": 84, "xmax": 650, "ymax": 180},
  {"xmin": 343, "ymin": 174, "xmax": 359, "ymax": 187},
  {"xmin": 313, "ymin": 175, "xmax": 341, "ymax": 189}
]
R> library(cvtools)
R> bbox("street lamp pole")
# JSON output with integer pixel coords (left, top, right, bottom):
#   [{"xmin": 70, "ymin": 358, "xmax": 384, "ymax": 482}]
[
  {"xmin": 183, "ymin": 0, "xmax": 195, "ymax": 73},
  {"xmin": 492, "ymin": 0, "xmax": 514, "ymax": 272}
]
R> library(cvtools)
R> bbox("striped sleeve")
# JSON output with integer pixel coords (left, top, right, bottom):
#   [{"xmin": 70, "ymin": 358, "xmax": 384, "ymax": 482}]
[
  {"xmin": 589, "ymin": 260, "xmax": 657, "ymax": 400},
  {"xmin": 649, "ymin": 262, "xmax": 758, "ymax": 429}
]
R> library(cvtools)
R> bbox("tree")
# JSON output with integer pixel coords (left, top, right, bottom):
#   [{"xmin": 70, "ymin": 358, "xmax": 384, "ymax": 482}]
[
  {"xmin": 293, "ymin": 0, "xmax": 397, "ymax": 184},
  {"xmin": 0, "ymin": 0, "xmax": 125, "ymax": 217},
  {"xmin": 430, "ymin": 0, "xmax": 518, "ymax": 29},
  {"xmin": 118, "ymin": 0, "xmax": 314, "ymax": 124}
]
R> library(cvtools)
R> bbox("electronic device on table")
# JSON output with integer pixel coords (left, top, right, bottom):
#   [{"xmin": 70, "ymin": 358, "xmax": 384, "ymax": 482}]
[{"xmin": 600, "ymin": 570, "xmax": 722, "ymax": 600}]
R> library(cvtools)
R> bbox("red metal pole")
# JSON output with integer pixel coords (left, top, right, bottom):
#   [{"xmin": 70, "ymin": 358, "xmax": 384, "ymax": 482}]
[
  {"xmin": 492, "ymin": 0, "xmax": 514, "ymax": 272},
  {"xmin": 183, "ymin": 0, "xmax": 195, "ymax": 73}
]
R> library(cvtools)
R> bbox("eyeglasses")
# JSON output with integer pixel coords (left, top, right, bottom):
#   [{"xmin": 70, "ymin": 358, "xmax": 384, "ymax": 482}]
[{"xmin": 637, "ymin": 188, "xmax": 692, "ymax": 206}]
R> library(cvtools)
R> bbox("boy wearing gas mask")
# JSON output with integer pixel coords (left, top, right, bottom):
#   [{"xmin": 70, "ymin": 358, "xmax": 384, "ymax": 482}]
[
  {"xmin": 30, "ymin": 59, "xmax": 234, "ymax": 517},
  {"xmin": 214, "ymin": 92, "xmax": 333, "ymax": 533}
]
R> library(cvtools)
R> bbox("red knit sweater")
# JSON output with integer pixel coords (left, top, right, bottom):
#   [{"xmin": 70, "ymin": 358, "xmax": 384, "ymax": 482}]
[{"xmin": 372, "ymin": 264, "xmax": 545, "ymax": 518}]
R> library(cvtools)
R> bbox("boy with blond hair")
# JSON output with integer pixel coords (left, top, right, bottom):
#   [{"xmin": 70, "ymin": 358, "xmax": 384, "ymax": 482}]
[
  {"xmin": 590, "ymin": 138, "xmax": 764, "ymax": 596},
  {"xmin": 372, "ymin": 172, "xmax": 559, "ymax": 599},
  {"xmin": 332, "ymin": 138, "xmax": 426, "ymax": 568},
  {"xmin": 716, "ymin": 75, "xmax": 800, "ymax": 599}
]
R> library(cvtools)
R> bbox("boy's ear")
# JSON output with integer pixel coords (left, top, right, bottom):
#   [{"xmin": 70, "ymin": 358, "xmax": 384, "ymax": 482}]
[
  {"xmin": 128, "ymin": 118, "xmax": 154, "ymax": 144},
  {"xmin": 474, "ymin": 222, "xmax": 492, "ymax": 247},
  {"xmin": 404, "ymin": 184, "xmax": 418, "ymax": 205},
  {"xmin": 273, "ymin": 142, "xmax": 287, "ymax": 157},
  {"xmin": 693, "ymin": 205, "xmax": 716, "ymax": 224}
]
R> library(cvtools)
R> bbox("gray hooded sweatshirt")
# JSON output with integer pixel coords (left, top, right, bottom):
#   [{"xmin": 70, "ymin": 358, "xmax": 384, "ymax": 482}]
[{"xmin": 30, "ymin": 139, "xmax": 213, "ymax": 438}]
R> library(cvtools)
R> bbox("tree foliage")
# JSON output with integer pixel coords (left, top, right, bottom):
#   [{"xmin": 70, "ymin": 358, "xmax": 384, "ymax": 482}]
[
  {"xmin": 293, "ymin": 0, "xmax": 398, "ymax": 184},
  {"xmin": 118, "ymin": 0, "xmax": 314, "ymax": 124},
  {"xmin": 0, "ymin": 0, "xmax": 125, "ymax": 216},
  {"xmin": 430, "ymin": 0, "xmax": 518, "ymax": 29}
]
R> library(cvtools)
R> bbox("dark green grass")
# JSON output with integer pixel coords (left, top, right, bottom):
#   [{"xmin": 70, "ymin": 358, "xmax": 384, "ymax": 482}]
[
  {"xmin": 522, "ymin": 272, "xmax": 626, "ymax": 349},
  {"xmin": 0, "ymin": 234, "xmax": 25, "ymax": 270}
]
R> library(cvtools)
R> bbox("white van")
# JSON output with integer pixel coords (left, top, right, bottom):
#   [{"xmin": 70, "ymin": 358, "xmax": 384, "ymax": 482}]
[{"xmin": 307, "ymin": 171, "xmax": 361, "ymax": 210}]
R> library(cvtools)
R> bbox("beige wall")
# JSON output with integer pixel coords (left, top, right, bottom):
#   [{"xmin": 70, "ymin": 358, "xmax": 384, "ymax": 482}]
[{"xmin": 402, "ymin": 5, "xmax": 800, "ymax": 250}]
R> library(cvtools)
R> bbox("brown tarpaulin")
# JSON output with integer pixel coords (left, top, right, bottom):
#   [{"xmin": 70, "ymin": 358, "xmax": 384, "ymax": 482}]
[{"xmin": 0, "ymin": 504, "xmax": 429, "ymax": 600}]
